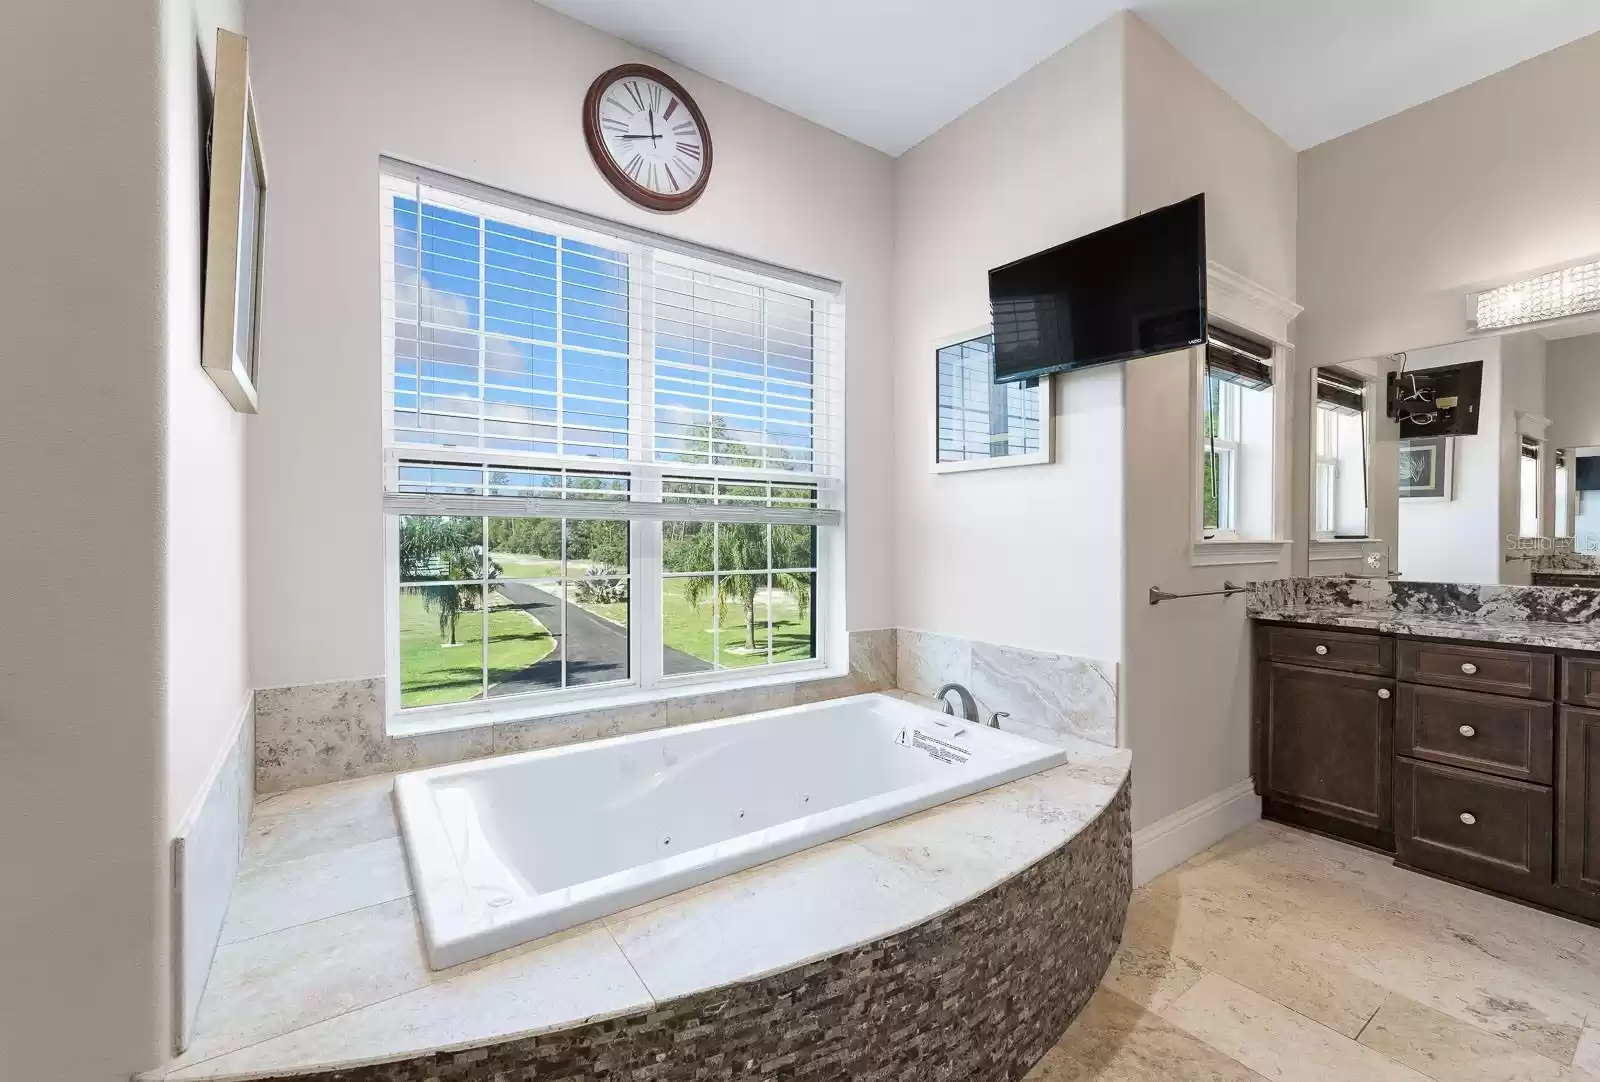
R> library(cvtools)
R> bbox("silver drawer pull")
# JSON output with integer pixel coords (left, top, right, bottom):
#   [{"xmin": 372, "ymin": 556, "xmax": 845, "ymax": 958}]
[
  {"xmin": 1460, "ymin": 812, "xmax": 1477, "ymax": 826},
  {"xmin": 1461, "ymin": 662, "xmax": 1478, "ymax": 675},
  {"xmin": 1459, "ymin": 725, "xmax": 1476, "ymax": 738},
  {"xmin": 1315, "ymin": 645, "xmax": 1329, "ymax": 655},
  {"xmin": 1377, "ymin": 688, "xmax": 1391, "ymax": 700}
]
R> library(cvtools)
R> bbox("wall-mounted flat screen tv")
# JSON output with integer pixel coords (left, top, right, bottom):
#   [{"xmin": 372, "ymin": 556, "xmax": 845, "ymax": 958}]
[{"xmin": 990, "ymin": 193, "xmax": 1206, "ymax": 384}]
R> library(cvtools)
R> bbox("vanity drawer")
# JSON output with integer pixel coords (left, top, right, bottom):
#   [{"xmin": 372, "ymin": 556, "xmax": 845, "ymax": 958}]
[
  {"xmin": 1562, "ymin": 657, "xmax": 1600, "ymax": 708},
  {"xmin": 1262, "ymin": 625, "xmax": 1393, "ymax": 675},
  {"xmin": 1397, "ymin": 640, "xmax": 1554, "ymax": 699},
  {"xmin": 1395, "ymin": 685, "xmax": 1553, "ymax": 784},
  {"xmin": 1395, "ymin": 758, "xmax": 1553, "ymax": 894}
]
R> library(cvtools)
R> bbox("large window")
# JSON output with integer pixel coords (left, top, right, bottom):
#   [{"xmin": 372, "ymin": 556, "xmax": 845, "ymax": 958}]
[{"xmin": 382, "ymin": 167, "xmax": 842, "ymax": 723}]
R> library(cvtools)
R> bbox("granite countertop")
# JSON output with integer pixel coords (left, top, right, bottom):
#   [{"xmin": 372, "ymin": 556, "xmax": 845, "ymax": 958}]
[
  {"xmin": 144, "ymin": 714, "xmax": 1131, "ymax": 1081},
  {"xmin": 1251, "ymin": 606, "xmax": 1600, "ymax": 652}
]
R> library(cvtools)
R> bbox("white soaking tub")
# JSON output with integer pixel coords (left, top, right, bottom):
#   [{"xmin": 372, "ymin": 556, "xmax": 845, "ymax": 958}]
[{"xmin": 395, "ymin": 692, "xmax": 1069, "ymax": 969}]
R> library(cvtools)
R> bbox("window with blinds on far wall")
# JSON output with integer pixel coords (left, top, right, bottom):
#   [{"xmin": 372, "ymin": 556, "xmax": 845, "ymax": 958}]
[{"xmin": 380, "ymin": 167, "xmax": 844, "ymax": 719}]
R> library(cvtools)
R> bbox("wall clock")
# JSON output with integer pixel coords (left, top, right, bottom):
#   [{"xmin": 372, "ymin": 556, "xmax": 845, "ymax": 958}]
[{"xmin": 583, "ymin": 63, "xmax": 712, "ymax": 213}]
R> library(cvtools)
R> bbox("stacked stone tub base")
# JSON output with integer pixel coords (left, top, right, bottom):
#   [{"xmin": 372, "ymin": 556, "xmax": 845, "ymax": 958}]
[{"xmin": 297, "ymin": 780, "xmax": 1129, "ymax": 1082}]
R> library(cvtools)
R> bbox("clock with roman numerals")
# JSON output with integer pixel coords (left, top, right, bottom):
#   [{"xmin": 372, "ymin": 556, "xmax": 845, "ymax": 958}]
[{"xmin": 583, "ymin": 64, "xmax": 712, "ymax": 213}]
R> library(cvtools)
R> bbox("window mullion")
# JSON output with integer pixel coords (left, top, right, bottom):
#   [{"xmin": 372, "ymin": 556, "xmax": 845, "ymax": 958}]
[
  {"xmin": 766, "ymin": 520, "xmax": 774, "ymax": 667},
  {"xmin": 633, "ymin": 248, "xmax": 662, "ymax": 691},
  {"xmin": 555, "ymin": 240, "xmax": 566, "ymax": 456},
  {"xmin": 480, "ymin": 516, "xmax": 490, "ymax": 701}
]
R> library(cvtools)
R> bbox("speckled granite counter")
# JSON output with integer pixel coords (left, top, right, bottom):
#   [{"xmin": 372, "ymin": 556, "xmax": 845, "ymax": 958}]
[
  {"xmin": 1248, "ymin": 576, "xmax": 1600, "ymax": 653},
  {"xmin": 1249, "ymin": 606, "xmax": 1600, "ymax": 652},
  {"xmin": 142, "ymin": 725, "xmax": 1131, "ymax": 1082}
]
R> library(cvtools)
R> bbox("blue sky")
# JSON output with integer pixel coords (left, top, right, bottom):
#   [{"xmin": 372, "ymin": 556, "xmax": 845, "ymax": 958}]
[{"xmin": 392, "ymin": 196, "xmax": 816, "ymax": 467}]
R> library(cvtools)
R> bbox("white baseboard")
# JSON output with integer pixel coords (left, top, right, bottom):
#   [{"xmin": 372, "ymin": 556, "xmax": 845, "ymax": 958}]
[{"xmin": 1132, "ymin": 779, "xmax": 1260, "ymax": 886}]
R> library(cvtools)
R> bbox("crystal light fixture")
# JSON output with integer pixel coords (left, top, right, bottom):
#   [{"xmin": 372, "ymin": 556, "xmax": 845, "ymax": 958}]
[{"xmin": 1472, "ymin": 258, "xmax": 1600, "ymax": 331}]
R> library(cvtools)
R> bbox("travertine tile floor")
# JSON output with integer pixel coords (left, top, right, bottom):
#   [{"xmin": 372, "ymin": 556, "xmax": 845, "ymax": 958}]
[{"xmin": 1027, "ymin": 820, "xmax": 1600, "ymax": 1082}]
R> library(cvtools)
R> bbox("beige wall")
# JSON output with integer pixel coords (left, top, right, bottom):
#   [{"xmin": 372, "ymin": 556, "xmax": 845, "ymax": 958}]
[
  {"xmin": 0, "ymin": 2, "xmax": 172, "ymax": 1078},
  {"xmin": 1547, "ymin": 334, "xmax": 1600, "ymax": 453},
  {"xmin": 165, "ymin": 0, "xmax": 249, "ymax": 831},
  {"xmin": 1298, "ymin": 31, "xmax": 1600, "ymax": 371},
  {"xmin": 245, "ymin": 0, "xmax": 896, "ymax": 691},
  {"xmin": 891, "ymin": 15, "xmax": 1127, "ymax": 662},
  {"xmin": 1119, "ymin": 14, "xmax": 1298, "ymax": 829}
]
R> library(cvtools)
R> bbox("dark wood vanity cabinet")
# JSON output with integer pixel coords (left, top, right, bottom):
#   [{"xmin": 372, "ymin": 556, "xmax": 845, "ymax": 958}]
[
  {"xmin": 1258, "ymin": 659, "xmax": 1394, "ymax": 846},
  {"xmin": 1254, "ymin": 621, "xmax": 1600, "ymax": 923},
  {"xmin": 1255, "ymin": 625, "xmax": 1397, "ymax": 848},
  {"xmin": 1559, "ymin": 707, "xmax": 1600, "ymax": 894}
]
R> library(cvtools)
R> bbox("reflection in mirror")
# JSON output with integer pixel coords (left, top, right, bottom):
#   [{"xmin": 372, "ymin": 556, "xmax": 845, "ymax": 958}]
[
  {"xmin": 1313, "ymin": 367, "xmax": 1370, "ymax": 540},
  {"xmin": 1322, "ymin": 327, "xmax": 1600, "ymax": 586}
]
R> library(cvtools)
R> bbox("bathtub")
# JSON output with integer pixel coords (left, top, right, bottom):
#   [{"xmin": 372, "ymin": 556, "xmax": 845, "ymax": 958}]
[{"xmin": 394, "ymin": 692, "xmax": 1070, "ymax": 969}]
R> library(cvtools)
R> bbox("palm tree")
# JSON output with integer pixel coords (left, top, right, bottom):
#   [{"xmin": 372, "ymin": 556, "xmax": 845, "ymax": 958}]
[
  {"xmin": 400, "ymin": 516, "xmax": 499, "ymax": 645},
  {"xmin": 671, "ymin": 522, "xmax": 810, "ymax": 653},
  {"xmin": 661, "ymin": 420, "xmax": 815, "ymax": 654}
]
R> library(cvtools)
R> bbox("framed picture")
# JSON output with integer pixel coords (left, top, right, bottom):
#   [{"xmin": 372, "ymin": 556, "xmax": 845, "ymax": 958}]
[
  {"xmin": 1399, "ymin": 436, "xmax": 1453, "ymax": 500},
  {"xmin": 201, "ymin": 29, "xmax": 267, "ymax": 413}
]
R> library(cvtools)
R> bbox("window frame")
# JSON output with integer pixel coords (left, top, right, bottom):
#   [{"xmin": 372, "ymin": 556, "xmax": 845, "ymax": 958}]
[
  {"xmin": 929, "ymin": 324, "xmax": 1052, "ymax": 475},
  {"xmin": 1190, "ymin": 323, "xmax": 1291, "ymax": 559},
  {"xmin": 1201, "ymin": 373, "xmax": 1243, "ymax": 540},
  {"xmin": 379, "ymin": 167, "xmax": 845, "ymax": 732}
]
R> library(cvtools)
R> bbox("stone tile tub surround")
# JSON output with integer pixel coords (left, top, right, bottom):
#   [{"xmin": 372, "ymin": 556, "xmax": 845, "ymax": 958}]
[
  {"xmin": 255, "ymin": 628, "xmax": 897, "ymax": 794},
  {"xmin": 172, "ymin": 699, "xmax": 255, "ymax": 1053},
  {"xmin": 143, "ymin": 746, "xmax": 1131, "ymax": 1080},
  {"xmin": 898, "ymin": 627, "xmax": 1118, "ymax": 748}
]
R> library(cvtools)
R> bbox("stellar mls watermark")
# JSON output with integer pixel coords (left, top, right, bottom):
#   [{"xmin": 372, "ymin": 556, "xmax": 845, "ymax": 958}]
[{"xmin": 1505, "ymin": 535, "xmax": 1597, "ymax": 553}]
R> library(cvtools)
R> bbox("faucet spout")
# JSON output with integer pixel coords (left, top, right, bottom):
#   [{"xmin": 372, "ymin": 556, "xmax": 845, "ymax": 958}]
[{"xmin": 934, "ymin": 682, "xmax": 982, "ymax": 724}]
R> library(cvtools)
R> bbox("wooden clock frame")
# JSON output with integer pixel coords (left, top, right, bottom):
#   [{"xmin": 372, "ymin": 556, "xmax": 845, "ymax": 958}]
[{"xmin": 582, "ymin": 63, "xmax": 713, "ymax": 213}]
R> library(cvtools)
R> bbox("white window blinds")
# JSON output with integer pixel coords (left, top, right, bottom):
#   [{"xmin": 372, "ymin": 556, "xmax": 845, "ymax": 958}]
[{"xmin": 379, "ymin": 165, "xmax": 844, "ymax": 527}]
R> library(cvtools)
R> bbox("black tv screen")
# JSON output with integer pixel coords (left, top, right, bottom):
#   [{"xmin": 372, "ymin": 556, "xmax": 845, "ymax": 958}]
[{"xmin": 989, "ymin": 193, "xmax": 1206, "ymax": 384}]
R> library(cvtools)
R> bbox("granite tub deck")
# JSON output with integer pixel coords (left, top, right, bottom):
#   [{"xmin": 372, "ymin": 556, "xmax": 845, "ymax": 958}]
[{"xmin": 145, "ymin": 734, "xmax": 1132, "ymax": 1081}]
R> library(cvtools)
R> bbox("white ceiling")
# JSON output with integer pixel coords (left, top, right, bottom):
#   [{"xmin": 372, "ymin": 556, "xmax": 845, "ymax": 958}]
[{"xmin": 537, "ymin": 0, "xmax": 1600, "ymax": 155}]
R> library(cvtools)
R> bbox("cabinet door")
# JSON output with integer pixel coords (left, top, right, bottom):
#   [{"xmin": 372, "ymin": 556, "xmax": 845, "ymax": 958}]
[
  {"xmin": 1559, "ymin": 707, "xmax": 1600, "ymax": 895},
  {"xmin": 1262, "ymin": 662, "xmax": 1394, "ymax": 834}
]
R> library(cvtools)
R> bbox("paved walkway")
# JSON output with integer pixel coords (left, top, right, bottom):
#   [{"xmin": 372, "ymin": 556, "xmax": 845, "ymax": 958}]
[{"xmin": 490, "ymin": 581, "xmax": 710, "ymax": 696}]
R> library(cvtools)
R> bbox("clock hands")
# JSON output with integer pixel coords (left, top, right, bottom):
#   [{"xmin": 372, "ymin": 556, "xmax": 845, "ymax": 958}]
[{"xmin": 619, "ymin": 112, "xmax": 666, "ymax": 148}]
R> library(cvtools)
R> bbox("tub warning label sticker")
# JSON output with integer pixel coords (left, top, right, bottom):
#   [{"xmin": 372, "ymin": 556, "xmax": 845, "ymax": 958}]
[{"xmin": 895, "ymin": 727, "xmax": 971, "ymax": 766}]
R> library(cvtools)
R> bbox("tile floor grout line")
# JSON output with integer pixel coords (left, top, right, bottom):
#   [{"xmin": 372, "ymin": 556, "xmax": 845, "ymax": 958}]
[
  {"xmin": 167, "ymin": 977, "xmax": 435, "ymax": 1079},
  {"xmin": 237, "ymin": 833, "xmax": 404, "ymax": 878},
  {"xmin": 216, "ymin": 892, "xmax": 415, "ymax": 949},
  {"xmin": 599, "ymin": 918, "xmax": 664, "ymax": 1006},
  {"xmin": 1161, "ymin": 966, "xmax": 1424, "ymax": 1071},
  {"xmin": 1353, "ymin": 993, "xmax": 1387, "ymax": 1043}
]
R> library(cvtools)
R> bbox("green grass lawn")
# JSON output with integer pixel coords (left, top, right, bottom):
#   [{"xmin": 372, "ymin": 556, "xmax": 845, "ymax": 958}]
[
  {"xmin": 661, "ymin": 582, "xmax": 814, "ymax": 669},
  {"xmin": 399, "ymin": 586, "xmax": 556, "ymax": 707}
]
